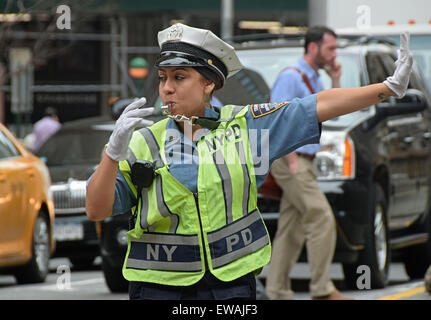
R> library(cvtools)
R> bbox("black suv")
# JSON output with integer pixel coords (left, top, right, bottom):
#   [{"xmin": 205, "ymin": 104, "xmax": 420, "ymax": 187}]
[{"xmin": 233, "ymin": 36, "xmax": 431, "ymax": 289}]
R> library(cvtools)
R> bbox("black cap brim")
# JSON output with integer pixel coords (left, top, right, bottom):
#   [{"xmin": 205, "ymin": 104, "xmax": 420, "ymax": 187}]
[
  {"xmin": 156, "ymin": 42, "xmax": 228, "ymax": 87},
  {"xmin": 155, "ymin": 52, "xmax": 207, "ymax": 68}
]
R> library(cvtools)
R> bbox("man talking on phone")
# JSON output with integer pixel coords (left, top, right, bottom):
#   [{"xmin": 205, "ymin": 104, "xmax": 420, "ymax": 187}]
[{"xmin": 266, "ymin": 26, "xmax": 352, "ymax": 300}]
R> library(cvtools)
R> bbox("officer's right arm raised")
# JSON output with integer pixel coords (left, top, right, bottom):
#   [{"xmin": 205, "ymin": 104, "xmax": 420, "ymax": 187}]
[{"xmin": 86, "ymin": 98, "xmax": 153, "ymax": 221}]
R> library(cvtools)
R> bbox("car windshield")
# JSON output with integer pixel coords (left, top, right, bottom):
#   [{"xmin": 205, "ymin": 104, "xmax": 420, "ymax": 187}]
[
  {"xmin": 237, "ymin": 47, "xmax": 366, "ymax": 126},
  {"xmin": 37, "ymin": 127, "xmax": 111, "ymax": 165}
]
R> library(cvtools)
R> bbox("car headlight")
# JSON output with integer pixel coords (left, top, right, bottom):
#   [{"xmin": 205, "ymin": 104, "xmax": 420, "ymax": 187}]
[{"xmin": 315, "ymin": 131, "xmax": 355, "ymax": 180}]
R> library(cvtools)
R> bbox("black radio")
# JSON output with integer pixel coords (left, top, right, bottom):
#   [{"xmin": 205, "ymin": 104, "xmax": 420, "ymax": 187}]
[{"xmin": 131, "ymin": 160, "xmax": 156, "ymax": 190}]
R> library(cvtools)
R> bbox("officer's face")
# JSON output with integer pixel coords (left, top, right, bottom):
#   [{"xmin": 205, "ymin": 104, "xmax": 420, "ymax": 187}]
[
  {"xmin": 314, "ymin": 33, "xmax": 338, "ymax": 69},
  {"xmin": 158, "ymin": 67, "xmax": 215, "ymax": 117}
]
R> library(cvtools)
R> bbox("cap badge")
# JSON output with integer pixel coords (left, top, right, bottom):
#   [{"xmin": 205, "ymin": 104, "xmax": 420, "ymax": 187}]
[{"xmin": 166, "ymin": 24, "xmax": 183, "ymax": 41}]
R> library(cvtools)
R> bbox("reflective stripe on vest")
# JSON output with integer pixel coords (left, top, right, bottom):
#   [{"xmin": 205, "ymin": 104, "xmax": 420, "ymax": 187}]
[
  {"xmin": 206, "ymin": 209, "xmax": 269, "ymax": 269},
  {"xmin": 140, "ymin": 175, "xmax": 179, "ymax": 233},
  {"xmin": 139, "ymin": 188, "xmax": 150, "ymax": 230},
  {"xmin": 212, "ymin": 140, "xmax": 251, "ymax": 224},
  {"xmin": 127, "ymin": 233, "xmax": 201, "ymax": 272},
  {"xmin": 138, "ymin": 127, "xmax": 164, "ymax": 168},
  {"xmin": 139, "ymin": 173, "xmax": 178, "ymax": 233},
  {"xmin": 212, "ymin": 149, "xmax": 234, "ymax": 224},
  {"xmin": 235, "ymin": 141, "xmax": 251, "ymax": 218},
  {"xmin": 134, "ymin": 127, "xmax": 179, "ymax": 233},
  {"xmin": 126, "ymin": 147, "xmax": 137, "ymax": 169},
  {"xmin": 154, "ymin": 174, "xmax": 178, "ymax": 233}
]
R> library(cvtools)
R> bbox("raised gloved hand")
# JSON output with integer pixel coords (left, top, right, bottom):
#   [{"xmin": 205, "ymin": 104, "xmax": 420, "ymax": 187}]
[
  {"xmin": 106, "ymin": 97, "xmax": 154, "ymax": 162},
  {"xmin": 383, "ymin": 32, "xmax": 413, "ymax": 98}
]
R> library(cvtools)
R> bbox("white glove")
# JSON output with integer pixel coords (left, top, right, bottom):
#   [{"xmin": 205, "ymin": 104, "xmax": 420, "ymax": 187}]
[
  {"xmin": 383, "ymin": 32, "xmax": 413, "ymax": 98},
  {"xmin": 106, "ymin": 97, "xmax": 154, "ymax": 161}
]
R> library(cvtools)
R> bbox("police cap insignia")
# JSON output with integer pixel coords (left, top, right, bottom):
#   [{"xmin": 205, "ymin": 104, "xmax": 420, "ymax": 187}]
[
  {"xmin": 166, "ymin": 24, "xmax": 183, "ymax": 41},
  {"xmin": 250, "ymin": 102, "xmax": 289, "ymax": 118}
]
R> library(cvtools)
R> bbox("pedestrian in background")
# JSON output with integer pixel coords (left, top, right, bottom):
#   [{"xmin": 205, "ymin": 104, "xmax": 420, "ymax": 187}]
[
  {"xmin": 32, "ymin": 106, "xmax": 61, "ymax": 151},
  {"xmin": 86, "ymin": 22, "xmax": 412, "ymax": 300},
  {"xmin": 266, "ymin": 26, "xmax": 350, "ymax": 300}
]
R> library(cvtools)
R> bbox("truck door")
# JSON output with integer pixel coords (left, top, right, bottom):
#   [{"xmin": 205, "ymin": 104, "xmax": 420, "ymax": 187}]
[
  {"xmin": 367, "ymin": 52, "xmax": 417, "ymax": 227},
  {"xmin": 380, "ymin": 53, "xmax": 430, "ymax": 223}
]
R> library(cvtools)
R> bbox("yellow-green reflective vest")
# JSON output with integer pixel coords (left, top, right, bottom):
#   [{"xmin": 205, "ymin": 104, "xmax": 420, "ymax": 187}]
[{"xmin": 119, "ymin": 105, "xmax": 271, "ymax": 286}]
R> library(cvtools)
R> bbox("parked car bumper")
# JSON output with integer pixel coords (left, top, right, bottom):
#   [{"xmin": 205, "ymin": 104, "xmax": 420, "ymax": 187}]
[
  {"xmin": 50, "ymin": 179, "xmax": 100, "ymax": 262},
  {"xmin": 53, "ymin": 214, "xmax": 99, "ymax": 259}
]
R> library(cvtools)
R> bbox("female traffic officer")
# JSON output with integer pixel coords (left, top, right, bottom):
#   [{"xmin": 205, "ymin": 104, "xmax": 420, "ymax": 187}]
[{"xmin": 86, "ymin": 23, "xmax": 412, "ymax": 300}]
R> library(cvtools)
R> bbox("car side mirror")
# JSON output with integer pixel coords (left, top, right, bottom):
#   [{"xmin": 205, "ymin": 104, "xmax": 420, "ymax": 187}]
[{"xmin": 377, "ymin": 89, "xmax": 428, "ymax": 117}]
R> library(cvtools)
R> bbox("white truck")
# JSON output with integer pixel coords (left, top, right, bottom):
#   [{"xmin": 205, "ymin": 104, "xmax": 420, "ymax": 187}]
[{"xmin": 309, "ymin": 0, "xmax": 431, "ymax": 29}]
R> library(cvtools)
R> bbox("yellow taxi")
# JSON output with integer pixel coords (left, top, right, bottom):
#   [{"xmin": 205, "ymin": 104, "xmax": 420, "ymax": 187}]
[{"xmin": 0, "ymin": 123, "xmax": 55, "ymax": 284}]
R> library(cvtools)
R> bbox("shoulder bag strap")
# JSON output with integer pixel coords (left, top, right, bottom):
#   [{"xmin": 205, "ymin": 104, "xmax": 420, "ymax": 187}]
[{"xmin": 283, "ymin": 66, "xmax": 315, "ymax": 94}]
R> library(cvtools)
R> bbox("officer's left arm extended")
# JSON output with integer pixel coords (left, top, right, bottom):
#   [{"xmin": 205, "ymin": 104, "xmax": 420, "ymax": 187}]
[
  {"xmin": 246, "ymin": 83, "xmax": 397, "ymax": 189},
  {"xmin": 316, "ymin": 83, "xmax": 393, "ymax": 123}
]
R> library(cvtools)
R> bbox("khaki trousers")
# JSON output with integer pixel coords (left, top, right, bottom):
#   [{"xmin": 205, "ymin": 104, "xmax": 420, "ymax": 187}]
[{"xmin": 265, "ymin": 156, "xmax": 336, "ymax": 299}]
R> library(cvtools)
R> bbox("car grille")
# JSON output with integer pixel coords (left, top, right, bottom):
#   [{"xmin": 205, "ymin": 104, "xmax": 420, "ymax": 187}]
[{"xmin": 51, "ymin": 180, "xmax": 87, "ymax": 215}]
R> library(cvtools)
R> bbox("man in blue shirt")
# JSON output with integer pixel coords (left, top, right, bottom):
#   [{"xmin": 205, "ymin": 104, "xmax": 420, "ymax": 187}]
[{"xmin": 266, "ymin": 26, "xmax": 351, "ymax": 300}]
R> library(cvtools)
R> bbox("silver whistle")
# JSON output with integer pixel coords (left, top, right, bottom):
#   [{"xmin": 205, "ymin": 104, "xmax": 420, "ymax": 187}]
[
  {"xmin": 161, "ymin": 104, "xmax": 170, "ymax": 114},
  {"xmin": 161, "ymin": 104, "xmax": 197, "ymax": 124}
]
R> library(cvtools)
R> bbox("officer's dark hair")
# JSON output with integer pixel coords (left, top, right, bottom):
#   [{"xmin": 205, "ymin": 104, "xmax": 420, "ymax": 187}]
[{"xmin": 304, "ymin": 26, "xmax": 337, "ymax": 54}]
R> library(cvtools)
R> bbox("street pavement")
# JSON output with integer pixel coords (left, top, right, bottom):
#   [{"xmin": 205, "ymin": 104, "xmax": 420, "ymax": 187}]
[{"xmin": 0, "ymin": 258, "xmax": 429, "ymax": 300}]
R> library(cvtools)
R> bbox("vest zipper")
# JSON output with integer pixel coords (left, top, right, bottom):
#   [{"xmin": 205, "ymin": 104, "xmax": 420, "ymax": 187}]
[{"xmin": 193, "ymin": 192, "xmax": 208, "ymax": 271}]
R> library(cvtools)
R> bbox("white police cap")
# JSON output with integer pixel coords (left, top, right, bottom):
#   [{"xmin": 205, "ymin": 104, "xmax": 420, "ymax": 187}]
[{"xmin": 156, "ymin": 23, "xmax": 243, "ymax": 89}]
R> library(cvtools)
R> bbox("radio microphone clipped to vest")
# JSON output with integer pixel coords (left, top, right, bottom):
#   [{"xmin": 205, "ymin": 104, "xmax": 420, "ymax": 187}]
[{"xmin": 131, "ymin": 159, "xmax": 156, "ymax": 190}]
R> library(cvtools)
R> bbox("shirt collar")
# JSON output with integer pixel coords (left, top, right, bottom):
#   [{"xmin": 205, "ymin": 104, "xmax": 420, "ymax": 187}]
[{"xmin": 205, "ymin": 105, "xmax": 220, "ymax": 119}]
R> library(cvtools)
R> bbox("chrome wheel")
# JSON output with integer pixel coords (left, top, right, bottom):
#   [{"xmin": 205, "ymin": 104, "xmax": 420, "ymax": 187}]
[
  {"xmin": 34, "ymin": 216, "xmax": 50, "ymax": 275},
  {"xmin": 342, "ymin": 184, "xmax": 390, "ymax": 289},
  {"xmin": 374, "ymin": 204, "xmax": 387, "ymax": 272}
]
